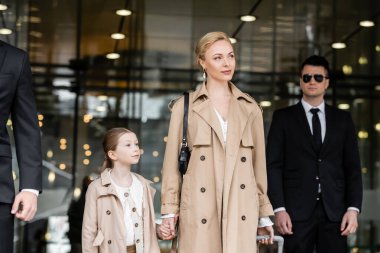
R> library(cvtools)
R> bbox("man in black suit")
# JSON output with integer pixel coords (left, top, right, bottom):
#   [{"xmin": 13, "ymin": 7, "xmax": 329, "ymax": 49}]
[
  {"xmin": 0, "ymin": 40, "xmax": 42, "ymax": 252},
  {"xmin": 267, "ymin": 55, "xmax": 362, "ymax": 253}
]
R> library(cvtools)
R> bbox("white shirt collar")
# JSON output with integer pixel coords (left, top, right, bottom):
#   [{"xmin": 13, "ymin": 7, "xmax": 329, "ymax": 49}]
[{"xmin": 301, "ymin": 99, "xmax": 325, "ymax": 115}]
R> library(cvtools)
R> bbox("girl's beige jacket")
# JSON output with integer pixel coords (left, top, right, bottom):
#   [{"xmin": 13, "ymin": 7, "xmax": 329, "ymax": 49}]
[{"xmin": 82, "ymin": 169, "xmax": 160, "ymax": 253}]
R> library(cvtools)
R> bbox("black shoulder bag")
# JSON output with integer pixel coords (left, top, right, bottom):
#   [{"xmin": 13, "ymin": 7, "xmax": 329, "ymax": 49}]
[{"xmin": 178, "ymin": 92, "xmax": 190, "ymax": 175}]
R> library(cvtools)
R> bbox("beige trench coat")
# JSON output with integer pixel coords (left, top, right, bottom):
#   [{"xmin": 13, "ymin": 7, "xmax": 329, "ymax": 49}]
[
  {"xmin": 82, "ymin": 169, "xmax": 160, "ymax": 253},
  {"xmin": 161, "ymin": 82, "xmax": 274, "ymax": 253}
]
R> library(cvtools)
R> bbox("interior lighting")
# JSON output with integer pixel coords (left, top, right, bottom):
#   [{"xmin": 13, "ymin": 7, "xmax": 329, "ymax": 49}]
[
  {"xmin": 116, "ymin": 9, "xmax": 132, "ymax": 16},
  {"xmin": 375, "ymin": 123, "xmax": 380, "ymax": 132},
  {"xmin": 38, "ymin": 114, "xmax": 44, "ymax": 121},
  {"xmin": 152, "ymin": 151, "xmax": 159, "ymax": 157},
  {"xmin": 48, "ymin": 171, "xmax": 56, "ymax": 183},
  {"xmin": 59, "ymin": 163, "xmax": 66, "ymax": 170},
  {"xmin": 359, "ymin": 20, "xmax": 375, "ymax": 27},
  {"xmin": 47, "ymin": 150, "xmax": 54, "ymax": 158},
  {"xmin": 73, "ymin": 187, "xmax": 81, "ymax": 199},
  {"xmin": 338, "ymin": 103, "xmax": 350, "ymax": 110},
  {"xmin": 240, "ymin": 15, "xmax": 256, "ymax": 22},
  {"xmin": 29, "ymin": 16, "xmax": 42, "ymax": 23},
  {"xmin": 60, "ymin": 138, "xmax": 67, "ymax": 145},
  {"xmin": 375, "ymin": 85, "xmax": 380, "ymax": 91},
  {"xmin": 358, "ymin": 131, "xmax": 368, "ymax": 139},
  {"xmin": 260, "ymin": 101, "xmax": 272, "ymax": 107},
  {"xmin": 376, "ymin": 45, "xmax": 380, "ymax": 52},
  {"xmin": 83, "ymin": 159, "xmax": 90, "ymax": 165},
  {"xmin": 85, "ymin": 150, "xmax": 92, "ymax": 156},
  {"xmin": 0, "ymin": 28, "xmax": 12, "ymax": 35},
  {"xmin": 106, "ymin": 53, "xmax": 120, "ymax": 59},
  {"xmin": 331, "ymin": 42, "xmax": 346, "ymax": 49},
  {"xmin": 153, "ymin": 176, "xmax": 160, "ymax": 183},
  {"xmin": 98, "ymin": 95, "xmax": 108, "ymax": 101},
  {"xmin": 39, "ymin": 121, "xmax": 43, "ymax": 127},
  {"xmin": 0, "ymin": 4, "xmax": 8, "ymax": 11},
  {"xmin": 342, "ymin": 65, "xmax": 352, "ymax": 75},
  {"xmin": 163, "ymin": 136, "xmax": 168, "ymax": 142},
  {"xmin": 229, "ymin": 37, "xmax": 237, "ymax": 44},
  {"xmin": 358, "ymin": 56, "xmax": 368, "ymax": 65},
  {"xmin": 83, "ymin": 144, "xmax": 90, "ymax": 150},
  {"xmin": 111, "ymin": 33, "xmax": 125, "ymax": 40}
]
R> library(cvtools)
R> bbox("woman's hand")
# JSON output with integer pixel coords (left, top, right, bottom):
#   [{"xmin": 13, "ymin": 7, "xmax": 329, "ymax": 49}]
[{"xmin": 257, "ymin": 225, "xmax": 274, "ymax": 245}]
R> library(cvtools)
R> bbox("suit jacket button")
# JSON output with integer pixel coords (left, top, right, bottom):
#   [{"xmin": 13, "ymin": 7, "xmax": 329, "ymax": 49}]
[
  {"xmin": 201, "ymin": 218, "xmax": 207, "ymax": 224},
  {"xmin": 108, "ymin": 240, "xmax": 112, "ymax": 244},
  {"xmin": 240, "ymin": 184, "xmax": 245, "ymax": 189},
  {"xmin": 241, "ymin": 215, "xmax": 246, "ymax": 221},
  {"xmin": 200, "ymin": 155, "xmax": 205, "ymax": 161},
  {"xmin": 106, "ymin": 210, "xmax": 111, "ymax": 215},
  {"xmin": 241, "ymin": 157, "xmax": 246, "ymax": 162},
  {"xmin": 200, "ymin": 187, "xmax": 206, "ymax": 193}
]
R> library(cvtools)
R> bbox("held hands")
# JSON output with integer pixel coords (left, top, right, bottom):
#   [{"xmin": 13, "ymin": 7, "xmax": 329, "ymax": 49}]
[
  {"xmin": 257, "ymin": 225, "xmax": 274, "ymax": 245},
  {"xmin": 340, "ymin": 210, "xmax": 358, "ymax": 236},
  {"xmin": 161, "ymin": 214, "xmax": 179, "ymax": 240},
  {"xmin": 274, "ymin": 211, "xmax": 293, "ymax": 235},
  {"xmin": 11, "ymin": 191, "xmax": 38, "ymax": 221}
]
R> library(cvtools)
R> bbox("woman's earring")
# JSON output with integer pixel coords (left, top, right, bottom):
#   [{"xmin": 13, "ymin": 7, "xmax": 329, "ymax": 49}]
[{"xmin": 203, "ymin": 70, "xmax": 207, "ymax": 80}]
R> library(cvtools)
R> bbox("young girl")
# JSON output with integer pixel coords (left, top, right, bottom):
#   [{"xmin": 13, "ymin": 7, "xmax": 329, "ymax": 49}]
[{"xmin": 82, "ymin": 128, "xmax": 170, "ymax": 253}]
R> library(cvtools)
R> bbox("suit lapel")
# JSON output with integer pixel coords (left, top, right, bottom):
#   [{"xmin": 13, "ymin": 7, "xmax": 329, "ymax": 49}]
[
  {"xmin": 0, "ymin": 41, "xmax": 6, "ymax": 73},
  {"xmin": 294, "ymin": 102, "xmax": 320, "ymax": 154},
  {"xmin": 320, "ymin": 104, "xmax": 333, "ymax": 156}
]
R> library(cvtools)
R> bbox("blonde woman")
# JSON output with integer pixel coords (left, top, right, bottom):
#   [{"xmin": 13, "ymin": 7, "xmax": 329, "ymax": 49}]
[{"xmin": 161, "ymin": 31, "xmax": 274, "ymax": 252}]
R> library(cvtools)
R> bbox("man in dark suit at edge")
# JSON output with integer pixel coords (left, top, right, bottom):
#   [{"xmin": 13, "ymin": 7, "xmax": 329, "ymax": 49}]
[
  {"xmin": 266, "ymin": 55, "xmax": 363, "ymax": 253},
  {"xmin": 0, "ymin": 40, "xmax": 42, "ymax": 253}
]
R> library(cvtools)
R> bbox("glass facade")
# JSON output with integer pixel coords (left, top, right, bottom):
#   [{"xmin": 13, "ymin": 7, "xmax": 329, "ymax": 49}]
[{"xmin": 1, "ymin": 0, "xmax": 380, "ymax": 252}]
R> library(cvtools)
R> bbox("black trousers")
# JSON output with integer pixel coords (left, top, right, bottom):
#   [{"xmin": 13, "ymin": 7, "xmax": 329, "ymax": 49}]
[
  {"xmin": 0, "ymin": 203, "xmax": 14, "ymax": 253},
  {"xmin": 284, "ymin": 199, "xmax": 347, "ymax": 253}
]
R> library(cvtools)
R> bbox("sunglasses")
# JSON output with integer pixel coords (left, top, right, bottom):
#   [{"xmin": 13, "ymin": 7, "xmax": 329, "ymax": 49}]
[{"xmin": 302, "ymin": 74, "xmax": 329, "ymax": 83}]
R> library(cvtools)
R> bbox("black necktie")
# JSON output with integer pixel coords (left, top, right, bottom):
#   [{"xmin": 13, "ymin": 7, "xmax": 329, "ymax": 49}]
[{"xmin": 310, "ymin": 108, "xmax": 322, "ymax": 152}]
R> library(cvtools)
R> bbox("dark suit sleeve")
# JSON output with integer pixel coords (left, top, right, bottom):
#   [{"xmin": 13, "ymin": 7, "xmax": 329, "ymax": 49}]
[
  {"xmin": 11, "ymin": 53, "xmax": 42, "ymax": 192},
  {"xmin": 266, "ymin": 110, "xmax": 285, "ymax": 209},
  {"xmin": 343, "ymin": 113, "xmax": 362, "ymax": 211}
]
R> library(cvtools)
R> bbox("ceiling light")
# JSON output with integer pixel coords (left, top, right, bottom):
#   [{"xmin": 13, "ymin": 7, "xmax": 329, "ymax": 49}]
[
  {"xmin": 29, "ymin": 16, "xmax": 42, "ymax": 23},
  {"xmin": 376, "ymin": 45, "xmax": 380, "ymax": 52},
  {"xmin": 331, "ymin": 42, "xmax": 346, "ymax": 49},
  {"xmin": 375, "ymin": 85, "xmax": 380, "ymax": 91},
  {"xmin": 359, "ymin": 20, "xmax": 375, "ymax": 27},
  {"xmin": 338, "ymin": 103, "xmax": 350, "ymax": 110},
  {"xmin": 0, "ymin": 28, "xmax": 12, "ymax": 35},
  {"xmin": 106, "ymin": 53, "xmax": 120, "ymax": 59},
  {"xmin": 116, "ymin": 9, "xmax": 132, "ymax": 16},
  {"xmin": 240, "ymin": 15, "xmax": 256, "ymax": 22},
  {"xmin": 229, "ymin": 37, "xmax": 237, "ymax": 44},
  {"xmin": 0, "ymin": 4, "xmax": 8, "ymax": 11},
  {"xmin": 342, "ymin": 65, "xmax": 352, "ymax": 75},
  {"xmin": 358, "ymin": 56, "xmax": 368, "ymax": 65},
  {"xmin": 260, "ymin": 101, "xmax": 272, "ymax": 107},
  {"xmin": 111, "ymin": 33, "xmax": 125, "ymax": 40}
]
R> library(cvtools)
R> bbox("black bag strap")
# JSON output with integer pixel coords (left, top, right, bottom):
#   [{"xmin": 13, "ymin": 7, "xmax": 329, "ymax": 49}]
[{"xmin": 181, "ymin": 92, "xmax": 189, "ymax": 149}]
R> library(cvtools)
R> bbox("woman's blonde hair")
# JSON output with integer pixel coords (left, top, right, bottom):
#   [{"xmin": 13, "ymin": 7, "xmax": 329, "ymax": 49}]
[
  {"xmin": 195, "ymin": 31, "xmax": 232, "ymax": 70},
  {"xmin": 101, "ymin": 127, "xmax": 134, "ymax": 170}
]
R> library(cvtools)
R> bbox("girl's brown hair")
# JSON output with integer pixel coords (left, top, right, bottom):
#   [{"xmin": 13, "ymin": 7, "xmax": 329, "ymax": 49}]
[
  {"xmin": 195, "ymin": 31, "xmax": 232, "ymax": 70},
  {"xmin": 101, "ymin": 127, "xmax": 134, "ymax": 170}
]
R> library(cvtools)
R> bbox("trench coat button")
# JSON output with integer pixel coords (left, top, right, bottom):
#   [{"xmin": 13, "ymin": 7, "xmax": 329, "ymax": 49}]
[
  {"xmin": 132, "ymin": 207, "xmax": 136, "ymax": 212},
  {"xmin": 200, "ymin": 187, "xmax": 206, "ymax": 193},
  {"xmin": 200, "ymin": 155, "xmax": 205, "ymax": 161},
  {"xmin": 241, "ymin": 157, "xmax": 246, "ymax": 162},
  {"xmin": 106, "ymin": 210, "xmax": 111, "ymax": 215},
  {"xmin": 241, "ymin": 215, "xmax": 246, "ymax": 221},
  {"xmin": 201, "ymin": 218, "xmax": 207, "ymax": 224},
  {"xmin": 135, "ymin": 223, "xmax": 139, "ymax": 227},
  {"xmin": 240, "ymin": 184, "xmax": 245, "ymax": 189},
  {"xmin": 136, "ymin": 239, "xmax": 140, "ymax": 243},
  {"xmin": 124, "ymin": 192, "xmax": 129, "ymax": 197},
  {"xmin": 108, "ymin": 240, "xmax": 111, "ymax": 244}
]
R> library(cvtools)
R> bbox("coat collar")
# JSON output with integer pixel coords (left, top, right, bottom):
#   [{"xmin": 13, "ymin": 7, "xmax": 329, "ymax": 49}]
[
  {"xmin": 98, "ymin": 168, "xmax": 155, "ymax": 197},
  {"xmin": 191, "ymin": 82, "xmax": 254, "ymax": 147}
]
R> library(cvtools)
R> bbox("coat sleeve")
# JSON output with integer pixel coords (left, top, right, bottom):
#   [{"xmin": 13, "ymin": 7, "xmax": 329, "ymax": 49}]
[
  {"xmin": 343, "ymin": 112, "xmax": 363, "ymax": 211},
  {"xmin": 160, "ymin": 97, "xmax": 184, "ymax": 214},
  {"xmin": 82, "ymin": 182, "xmax": 99, "ymax": 253},
  {"xmin": 266, "ymin": 110, "xmax": 285, "ymax": 210},
  {"xmin": 11, "ymin": 53, "xmax": 42, "ymax": 192},
  {"xmin": 251, "ymin": 108, "xmax": 274, "ymax": 217}
]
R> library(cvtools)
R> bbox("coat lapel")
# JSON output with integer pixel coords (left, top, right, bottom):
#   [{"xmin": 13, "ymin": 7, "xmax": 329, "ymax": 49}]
[
  {"xmin": 0, "ymin": 41, "xmax": 6, "ymax": 73},
  {"xmin": 320, "ymin": 104, "xmax": 333, "ymax": 156}
]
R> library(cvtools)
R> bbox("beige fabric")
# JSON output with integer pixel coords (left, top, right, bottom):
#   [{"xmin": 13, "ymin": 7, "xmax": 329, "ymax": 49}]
[
  {"xmin": 161, "ymin": 82, "xmax": 274, "ymax": 253},
  {"xmin": 82, "ymin": 170, "xmax": 160, "ymax": 253}
]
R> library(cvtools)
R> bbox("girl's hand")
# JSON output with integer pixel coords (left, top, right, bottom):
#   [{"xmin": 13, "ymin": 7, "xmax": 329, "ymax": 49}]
[{"xmin": 257, "ymin": 225, "xmax": 274, "ymax": 245}]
